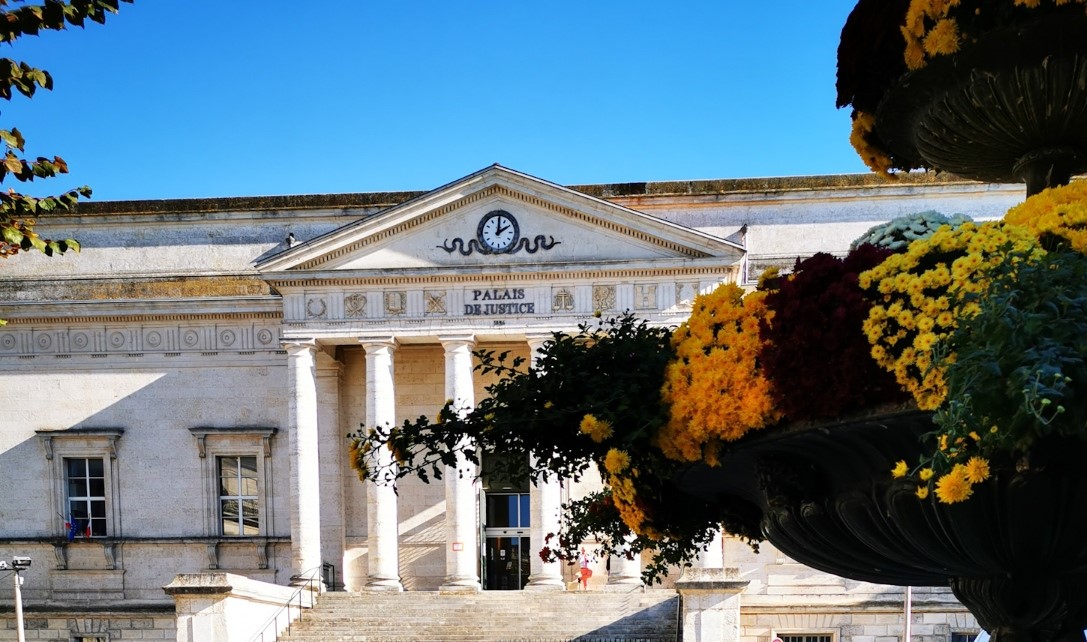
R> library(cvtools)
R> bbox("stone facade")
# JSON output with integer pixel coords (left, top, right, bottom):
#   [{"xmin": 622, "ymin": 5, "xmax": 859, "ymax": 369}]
[{"xmin": 0, "ymin": 166, "xmax": 1022, "ymax": 640}]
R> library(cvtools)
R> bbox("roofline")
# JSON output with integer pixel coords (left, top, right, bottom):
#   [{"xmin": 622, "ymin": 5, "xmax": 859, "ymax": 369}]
[{"xmin": 68, "ymin": 172, "xmax": 986, "ymax": 217}]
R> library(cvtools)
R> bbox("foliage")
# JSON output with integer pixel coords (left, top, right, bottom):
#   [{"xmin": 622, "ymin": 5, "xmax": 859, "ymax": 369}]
[
  {"xmin": 760, "ymin": 246, "xmax": 909, "ymax": 421},
  {"xmin": 890, "ymin": 182, "xmax": 1087, "ymax": 503},
  {"xmin": 0, "ymin": 0, "xmax": 132, "ymax": 261},
  {"xmin": 850, "ymin": 211, "xmax": 972, "ymax": 252}
]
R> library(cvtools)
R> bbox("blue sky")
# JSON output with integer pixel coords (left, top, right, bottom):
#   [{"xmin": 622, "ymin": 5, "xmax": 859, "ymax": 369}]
[{"xmin": 4, "ymin": 1, "xmax": 866, "ymax": 202}]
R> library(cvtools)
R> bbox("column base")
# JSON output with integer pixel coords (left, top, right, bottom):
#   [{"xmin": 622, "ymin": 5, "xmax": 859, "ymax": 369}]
[
  {"xmin": 439, "ymin": 578, "xmax": 482, "ymax": 593},
  {"xmin": 524, "ymin": 576, "xmax": 566, "ymax": 592},
  {"xmin": 363, "ymin": 578, "xmax": 403, "ymax": 592}
]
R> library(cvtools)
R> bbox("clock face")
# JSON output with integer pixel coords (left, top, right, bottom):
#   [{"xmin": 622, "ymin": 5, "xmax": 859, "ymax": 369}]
[{"xmin": 477, "ymin": 210, "xmax": 520, "ymax": 253}]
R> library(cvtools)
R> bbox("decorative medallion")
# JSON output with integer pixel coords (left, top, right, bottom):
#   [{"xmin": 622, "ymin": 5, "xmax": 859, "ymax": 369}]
[
  {"xmin": 438, "ymin": 209, "xmax": 561, "ymax": 256},
  {"xmin": 592, "ymin": 285, "xmax": 616, "ymax": 312},
  {"xmin": 634, "ymin": 284, "xmax": 658, "ymax": 310},
  {"xmin": 305, "ymin": 297, "xmax": 327, "ymax": 319},
  {"xmin": 344, "ymin": 293, "xmax": 367, "ymax": 318},
  {"xmin": 145, "ymin": 331, "xmax": 162, "ymax": 348},
  {"xmin": 256, "ymin": 329, "xmax": 275, "ymax": 345},
  {"xmin": 183, "ymin": 330, "xmax": 200, "ymax": 347},
  {"xmin": 384, "ymin": 291, "xmax": 407, "ymax": 316},
  {"xmin": 108, "ymin": 331, "xmax": 126, "ymax": 348},
  {"xmin": 425, "ymin": 290, "xmax": 447, "ymax": 315},
  {"xmin": 552, "ymin": 288, "xmax": 575, "ymax": 312},
  {"xmin": 0, "ymin": 334, "xmax": 14, "ymax": 350},
  {"xmin": 219, "ymin": 330, "xmax": 236, "ymax": 347},
  {"xmin": 37, "ymin": 333, "xmax": 52, "ymax": 350},
  {"xmin": 71, "ymin": 333, "xmax": 89, "ymax": 350}
]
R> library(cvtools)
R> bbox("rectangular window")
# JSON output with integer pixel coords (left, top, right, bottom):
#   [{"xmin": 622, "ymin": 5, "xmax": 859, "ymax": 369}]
[
  {"xmin": 73, "ymin": 636, "xmax": 108, "ymax": 642},
  {"xmin": 65, "ymin": 457, "xmax": 107, "ymax": 537},
  {"xmin": 219, "ymin": 455, "xmax": 259, "ymax": 536},
  {"xmin": 952, "ymin": 634, "xmax": 978, "ymax": 642},
  {"xmin": 781, "ymin": 635, "xmax": 833, "ymax": 642}
]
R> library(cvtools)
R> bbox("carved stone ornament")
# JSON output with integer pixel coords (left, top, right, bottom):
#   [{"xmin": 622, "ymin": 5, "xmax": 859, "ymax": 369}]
[
  {"xmin": 344, "ymin": 293, "xmax": 367, "ymax": 318},
  {"xmin": 425, "ymin": 290, "xmax": 447, "ymax": 315},
  {"xmin": 552, "ymin": 288, "xmax": 574, "ymax": 312},
  {"xmin": 634, "ymin": 284, "xmax": 658, "ymax": 310},
  {"xmin": 592, "ymin": 285, "xmax": 616, "ymax": 312},
  {"xmin": 384, "ymin": 291, "xmax": 407, "ymax": 316},
  {"xmin": 305, "ymin": 297, "xmax": 327, "ymax": 319}
]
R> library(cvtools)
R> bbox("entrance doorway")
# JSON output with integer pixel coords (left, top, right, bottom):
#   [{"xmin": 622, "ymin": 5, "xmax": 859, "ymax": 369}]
[{"xmin": 481, "ymin": 454, "xmax": 530, "ymax": 590}]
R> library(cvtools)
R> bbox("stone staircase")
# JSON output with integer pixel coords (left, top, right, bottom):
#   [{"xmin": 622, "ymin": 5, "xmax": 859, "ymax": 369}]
[{"xmin": 277, "ymin": 589, "xmax": 680, "ymax": 642}]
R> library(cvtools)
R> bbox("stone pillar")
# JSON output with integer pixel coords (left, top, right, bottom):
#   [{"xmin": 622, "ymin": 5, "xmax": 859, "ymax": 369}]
[
  {"xmin": 361, "ymin": 337, "xmax": 403, "ymax": 591},
  {"xmin": 606, "ymin": 534, "xmax": 644, "ymax": 590},
  {"xmin": 283, "ymin": 340, "xmax": 323, "ymax": 587},
  {"xmin": 440, "ymin": 335, "xmax": 482, "ymax": 592},
  {"xmin": 525, "ymin": 334, "xmax": 564, "ymax": 591},
  {"xmin": 675, "ymin": 567, "xmax": 748, "ymax": 642},
  {"xmin": 695, "ymin": 529, "xmax": 724, "ymax": 569},
  {"xmin": 315, "ymin": 352, "xmax": 345, "ymax": 590}
]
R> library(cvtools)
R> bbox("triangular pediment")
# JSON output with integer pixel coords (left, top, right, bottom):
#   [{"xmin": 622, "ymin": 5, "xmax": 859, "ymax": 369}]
[{"xmin": 255, "ymin": 165, "xmax": 744, "ymax": 275}]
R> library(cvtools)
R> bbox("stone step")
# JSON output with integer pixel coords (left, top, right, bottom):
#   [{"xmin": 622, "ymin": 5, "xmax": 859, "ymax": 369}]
[{"xmin": 277, "ymin": 590, "xmax": 680, "ymax": 642}]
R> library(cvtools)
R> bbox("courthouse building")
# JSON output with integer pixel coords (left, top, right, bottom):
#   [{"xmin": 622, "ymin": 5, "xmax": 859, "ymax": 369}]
[{"xmin": 0, "ymin": 166, "xmax": 1021, "ymax": 640}]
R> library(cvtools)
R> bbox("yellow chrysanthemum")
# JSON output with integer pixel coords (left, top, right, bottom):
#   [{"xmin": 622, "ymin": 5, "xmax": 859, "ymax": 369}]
[
  {"xmin": 916, "ymin": 485, "xmax": 930, "ymax": 500},
  {"xmin": 659, "ymin": 284, "xmax": 780, "ymax": 463},
  {"xmin": 919, "ymin": 468, "xmax": 934, "ymax": 481},
  {"xmin": 849, "ymin": 111, "xmax": 896, "ymax": 176},
  {"xmin": 579, "ymin": 414, "xmax": 613, "ymax": 443},
  {"xmin": 963, "ymin": 456, "xmax": 990, "ymax": 484},
  {"xmin": 934, "ymin": 465, "xmax": 974, "ymax": 504},
  {"xmin": 892, "ymin": 460, "xmax": 909, "ymax": 478},
  {"xmin": 604, "ymin": 448, "xmax": 630, "ymax": 474},
  {"xmin": 860, "ymin": 221, "xmax": 1042, "ymax": 409}
]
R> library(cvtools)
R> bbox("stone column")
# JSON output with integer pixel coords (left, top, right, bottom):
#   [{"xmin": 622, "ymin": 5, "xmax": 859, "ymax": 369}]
[
  {"xmin": 606, "ymin": 534, "xmax": 644, "ymax": 590},
  {"xmin": 525, "ymin": 334, "xmax": 564, "ymax": 591},
  {"xmin": 315, "ymin": 352, "xmax": 345, "ymax": 590},
  {"xmin": 283, "ymin": 340, "xmax": 324, "ymax": 588},
  {"xmin": 439, "ymin": 335, "xmax": 482, "ymax": 592},
  {"xmin": 675, "ymin": 567, "xmax": 749, "ymax": 642},
  {"xmin": 361, "ymin": 337, "xmax": 403, "ymax": 591},
  {"xmin": 695, "ymin": 529, "xmax": 724, "ymax": 569}
]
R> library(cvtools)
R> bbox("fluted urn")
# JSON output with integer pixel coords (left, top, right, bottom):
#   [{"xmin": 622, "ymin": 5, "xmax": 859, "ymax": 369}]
[
  {"xmin": 675, "ymin": 407, "xmax": 1087, "ymax": 642},
  {"xmin": 873, "ymin": 12, "xmax": 1087, "ymax": 196}
]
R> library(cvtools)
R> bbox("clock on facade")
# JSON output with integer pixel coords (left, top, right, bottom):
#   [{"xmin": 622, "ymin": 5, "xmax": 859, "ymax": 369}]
[{"xmin": 477, "ymin": 210, "xmax": 520, "ymax": 253}]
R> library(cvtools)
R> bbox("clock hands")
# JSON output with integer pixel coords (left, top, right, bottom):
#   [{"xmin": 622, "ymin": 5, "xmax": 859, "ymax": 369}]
[{"xmin": 494, "ymin": 220, "xmax": 509, "ymax": 236}]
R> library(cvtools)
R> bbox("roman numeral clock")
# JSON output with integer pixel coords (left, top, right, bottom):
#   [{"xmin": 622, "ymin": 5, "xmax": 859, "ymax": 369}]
[{"xmin": 438, "ymin": 209, "xmax": 561, "ymax": 256}]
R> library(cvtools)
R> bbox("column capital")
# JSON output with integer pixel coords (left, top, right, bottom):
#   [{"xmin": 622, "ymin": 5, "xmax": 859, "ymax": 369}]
[
  {"xmin": 438, "ymin": 334, "xmax": 476, "ymax": 351},
  {"xmin": 359, "ymin": 336, "xmax": 398, "ymax": 352},
  {"xmin": 281, "ymin": 339, "xmax": 318, "ymax": 355}
]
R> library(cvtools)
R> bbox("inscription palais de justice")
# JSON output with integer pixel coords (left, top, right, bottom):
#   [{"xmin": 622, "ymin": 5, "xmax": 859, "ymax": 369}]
[{"xmin": 463, "ymin": 289, "xmax": 535, "ymax": 316}]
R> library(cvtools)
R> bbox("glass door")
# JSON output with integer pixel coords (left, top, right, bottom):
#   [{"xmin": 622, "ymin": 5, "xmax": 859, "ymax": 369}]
[{"xmin": 482, "ymin": 492, "xmax": 530, "ymax": 590}]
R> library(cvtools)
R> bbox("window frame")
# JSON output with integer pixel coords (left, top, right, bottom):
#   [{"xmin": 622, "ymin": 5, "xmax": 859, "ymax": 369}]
[
  {"xmin": 37, "ymin": 428, "xmax": 123, "ymax": 541},
  {"xmin": 218, "ymin": 454, "xmax": 261, "ymax": 536},
  {"xmin": 189, "ymin": 427, "xmax": 276, "ymax": 539}
]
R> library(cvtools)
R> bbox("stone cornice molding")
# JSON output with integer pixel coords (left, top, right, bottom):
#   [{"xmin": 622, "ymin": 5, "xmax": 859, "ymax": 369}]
[
  {"xmin": 36, "ymin": 428, "xmax": 124, "ymax": 460},
  {"xmin": 0, "ymin": 296, "xmax": 282, "ymax": 325},
  {"xmin": 265, "ymin": 261, "xmax": 741, "ymax": 290},
  {"xmin": 188, "ymin": 427, "xmax": 277, "ymax": 458}
]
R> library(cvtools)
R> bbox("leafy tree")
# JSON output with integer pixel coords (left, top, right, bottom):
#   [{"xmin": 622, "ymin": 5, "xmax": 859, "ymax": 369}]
[{"xmin": 0, "ymin": 0, "xmax": 132, "ymax": 264}]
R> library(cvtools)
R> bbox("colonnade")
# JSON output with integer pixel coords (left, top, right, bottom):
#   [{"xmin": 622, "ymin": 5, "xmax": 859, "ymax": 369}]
[{"xmin": 282, "ymin": 334, "xmax": 605, "ymax": 592}]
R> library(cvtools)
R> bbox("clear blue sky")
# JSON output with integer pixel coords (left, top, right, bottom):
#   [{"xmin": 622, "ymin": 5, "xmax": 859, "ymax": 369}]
[{"xmin": 3, "ymin": 1, "xmax": 866, "ymax": 202}]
